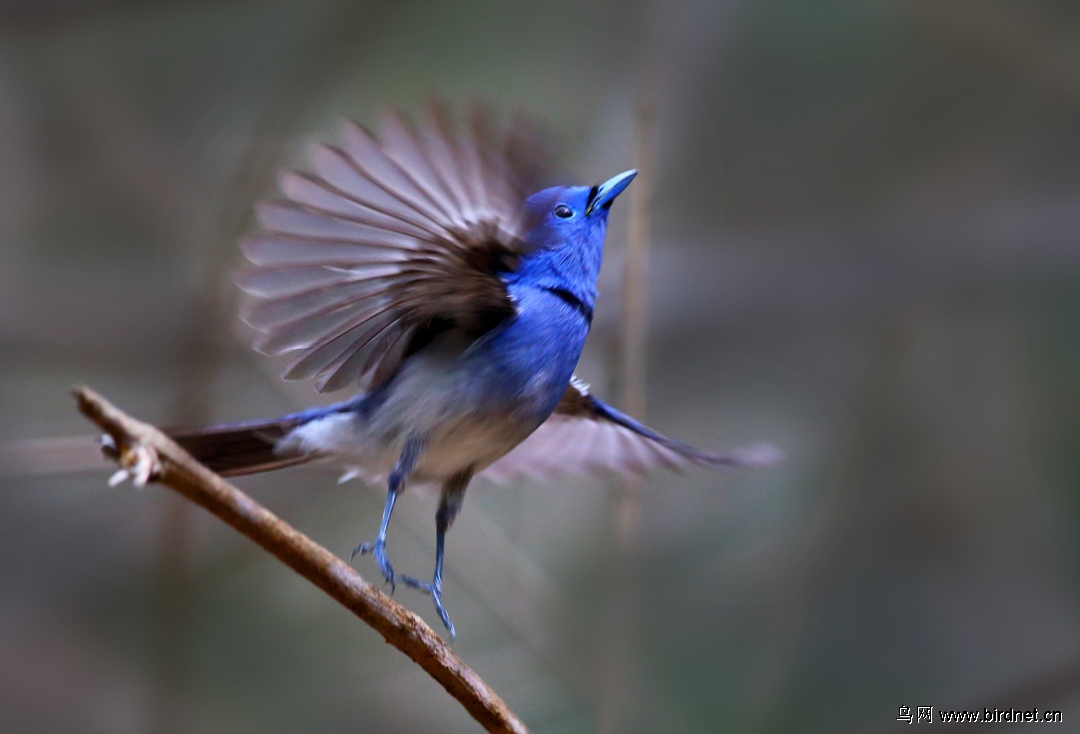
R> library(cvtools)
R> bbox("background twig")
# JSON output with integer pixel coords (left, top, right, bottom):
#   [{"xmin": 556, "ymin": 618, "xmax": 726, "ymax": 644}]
[{"xmin": 73, "ymin": 386, "xmax": 529, "ymax": 734}]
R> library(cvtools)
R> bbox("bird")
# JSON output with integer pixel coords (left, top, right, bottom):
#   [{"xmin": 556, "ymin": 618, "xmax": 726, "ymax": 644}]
[{"xmin": 168, "ymin": 103, "xmax": 780, "ymax": 637}]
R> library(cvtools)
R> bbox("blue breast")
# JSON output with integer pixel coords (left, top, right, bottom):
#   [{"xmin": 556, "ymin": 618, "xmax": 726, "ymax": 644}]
[{"xmin": 466, "ymin": 282, "xmax": 591, "ymax": 419}]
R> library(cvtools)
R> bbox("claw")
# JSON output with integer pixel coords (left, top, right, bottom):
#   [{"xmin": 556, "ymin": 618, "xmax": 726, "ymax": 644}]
[
  {"xmin": 402, "ymin": 575, "xmax": 455, "ymax": 638},
  {"xmin": 353, "ymin": 537, "xmax": 395, "ymax": 593}
]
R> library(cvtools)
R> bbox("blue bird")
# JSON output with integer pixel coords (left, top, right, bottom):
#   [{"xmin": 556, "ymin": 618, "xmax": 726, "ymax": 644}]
[{"xmin": 170, "ymin": 106, "xmax": 778, "ymax": 637}]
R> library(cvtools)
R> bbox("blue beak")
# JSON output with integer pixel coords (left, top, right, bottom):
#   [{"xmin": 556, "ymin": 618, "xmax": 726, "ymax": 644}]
[{"xmin": 586, "ymin": 169, "xmax": 637, "ymax": 215}]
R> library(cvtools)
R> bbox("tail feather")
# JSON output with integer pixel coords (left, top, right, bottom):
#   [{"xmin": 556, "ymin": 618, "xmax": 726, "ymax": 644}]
[{"xmin": 167, "ymin": 417, "xmax": 317, "ymax": 477}]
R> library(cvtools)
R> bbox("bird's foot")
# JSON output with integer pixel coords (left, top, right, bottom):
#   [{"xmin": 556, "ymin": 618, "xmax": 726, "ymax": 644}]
[
  {"xmin": 352, "ymin": 537, "xmax": 395, "ymax": 593},
  {"xmin": 402, "ymin": 575, "xmax": 455, "ymax": 638}
]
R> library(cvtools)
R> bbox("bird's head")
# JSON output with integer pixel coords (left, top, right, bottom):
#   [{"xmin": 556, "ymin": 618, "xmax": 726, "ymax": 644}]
[
  {"xmin": 512, "ymin": 170, "xmax": 637, "ymax": 303},
  {"xmin": 523, "ymin": 169, "xmax": 637, "ymax": 237}
]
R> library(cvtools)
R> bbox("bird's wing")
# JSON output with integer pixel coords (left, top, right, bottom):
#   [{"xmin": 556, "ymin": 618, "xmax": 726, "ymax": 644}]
[
  {"xmin": 235, "ymin": 103, "xmax": 550, "ymax": 392},
  {"xmin": 480, "ymin": 377, "xmax": 783, "ymax": 483}
]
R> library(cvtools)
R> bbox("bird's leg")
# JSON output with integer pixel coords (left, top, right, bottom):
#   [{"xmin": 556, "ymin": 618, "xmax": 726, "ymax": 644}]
[
  {"xmin": 352, "ymin": 434, "xmax": 425, "ymax": 592},
  {"xmin": 403, "ymin": 468, "xmax": 471, "ymax": 637}
]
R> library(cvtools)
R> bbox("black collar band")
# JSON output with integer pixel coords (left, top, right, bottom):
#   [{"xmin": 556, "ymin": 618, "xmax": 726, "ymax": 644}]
[{"xmin": 540, "ymin": 286, "xmax": 594, "ymax": 324}]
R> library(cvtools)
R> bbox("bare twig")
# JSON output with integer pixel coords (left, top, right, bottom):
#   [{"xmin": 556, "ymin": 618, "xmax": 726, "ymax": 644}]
[
  {"xmin": 73, "ymin": 386, "xmax": 529, "ymax": 734},
  {"xmin": 599, "ymin": 81, "xmax": 658, "ymax": 734}
]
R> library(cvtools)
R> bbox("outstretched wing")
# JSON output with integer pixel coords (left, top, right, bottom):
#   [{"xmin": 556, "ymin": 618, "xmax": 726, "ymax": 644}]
[
  {"xmin": 235, "ymin": 103, "xmax": 550, "ymax": 392},
  {"xmin": 481, "ymin": 378, "xmax": 783, "ymax": 483}
]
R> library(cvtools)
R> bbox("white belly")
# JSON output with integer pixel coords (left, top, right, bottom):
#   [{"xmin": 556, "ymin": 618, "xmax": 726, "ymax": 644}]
[{"xmin": 275, "ymin": 345, "xmax": 553, "ymax": 488}]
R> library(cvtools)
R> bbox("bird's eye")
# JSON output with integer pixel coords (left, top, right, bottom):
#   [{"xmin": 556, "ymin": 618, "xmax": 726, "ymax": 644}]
[{"xmin": 554, "ymin": 204, "xmax": 573, "ymax": 219}]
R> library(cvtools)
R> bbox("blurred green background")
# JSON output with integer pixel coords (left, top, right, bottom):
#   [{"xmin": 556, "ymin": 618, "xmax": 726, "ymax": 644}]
[{"xmin": 2, "ymin": 0, "xmax": 1080, "ymax": 732}]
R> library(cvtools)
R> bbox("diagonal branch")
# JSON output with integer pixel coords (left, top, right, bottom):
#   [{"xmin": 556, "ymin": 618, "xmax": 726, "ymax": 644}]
[{"xmin": 72, "ymin": 386, "xmax": 529, "ymax": 734}]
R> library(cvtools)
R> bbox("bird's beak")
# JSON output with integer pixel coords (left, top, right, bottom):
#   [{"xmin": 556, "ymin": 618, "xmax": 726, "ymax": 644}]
[{"xmin": 586, "ymin": 169, "xmax": 637, "ymax": 215}]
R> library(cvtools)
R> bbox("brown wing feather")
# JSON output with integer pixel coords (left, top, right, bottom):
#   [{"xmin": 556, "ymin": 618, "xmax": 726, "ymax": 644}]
[{"xmin": 237, "ymin": 103, "xmax": 549, "ymax": 393}]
